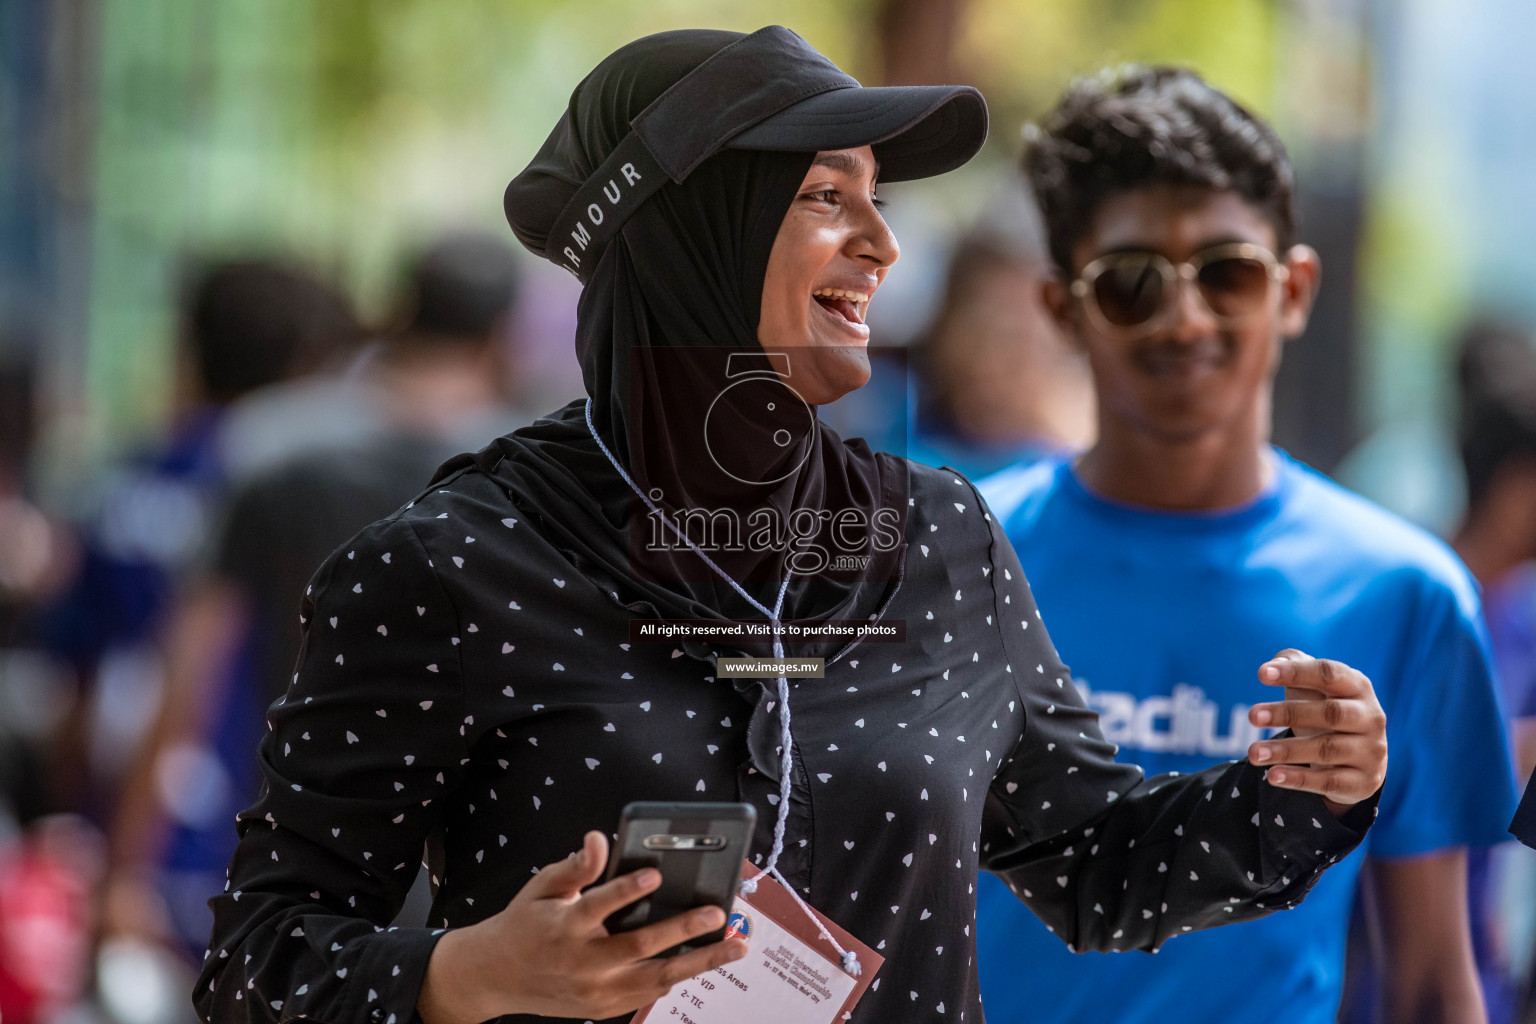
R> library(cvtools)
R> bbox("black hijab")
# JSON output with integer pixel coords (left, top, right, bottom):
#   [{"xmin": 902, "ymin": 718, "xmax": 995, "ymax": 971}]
[{"xmin": 449, "ymin": 30, "xmax": 908, "ymax": 649}]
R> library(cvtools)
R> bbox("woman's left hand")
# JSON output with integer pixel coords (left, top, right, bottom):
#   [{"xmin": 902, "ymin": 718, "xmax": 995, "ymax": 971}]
[{"xmin": 1245, "ymin": 649, "xmax": 1388, "ymax": 816}]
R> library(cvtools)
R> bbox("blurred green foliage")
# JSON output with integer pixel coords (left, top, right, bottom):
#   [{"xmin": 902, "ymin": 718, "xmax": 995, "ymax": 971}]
[
  {"xmin": 85, "ymin": 0, "xmax": 1282, "ymax": 455},
  {"xmin": 965, "ymin": 0, "xmax": 1278, "ymax": 130}
]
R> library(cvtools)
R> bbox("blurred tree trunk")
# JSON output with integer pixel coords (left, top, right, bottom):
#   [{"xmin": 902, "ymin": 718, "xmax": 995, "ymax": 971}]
[
  {"xmin": 1274, "ymin": 185, "xmax": 1363, "ymax": 474},
  {"xmin": 1270, "ymin": 0, "xmax": 1371, "ymax": 474},
  {"xmin": 877, "ymin": 0, "xmax": 970, "ymax": 85}
]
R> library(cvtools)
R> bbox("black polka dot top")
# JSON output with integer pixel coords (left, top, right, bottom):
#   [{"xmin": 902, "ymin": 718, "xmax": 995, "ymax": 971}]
[{"xmin": 195, "ymin": 460, "xmax": 1374, "ymax": 1024}]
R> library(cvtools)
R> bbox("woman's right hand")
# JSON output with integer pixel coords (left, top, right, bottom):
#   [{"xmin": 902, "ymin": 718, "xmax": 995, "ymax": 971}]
[{"xmin": 417, "ymin": 830, "xmax": 749, "ymax": 1023}]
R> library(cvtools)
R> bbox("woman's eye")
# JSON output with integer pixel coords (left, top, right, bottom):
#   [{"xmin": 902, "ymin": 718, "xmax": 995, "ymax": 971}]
[{"xmin": 800, "ymin": 189, "xmax": 886, "ymax": 210}]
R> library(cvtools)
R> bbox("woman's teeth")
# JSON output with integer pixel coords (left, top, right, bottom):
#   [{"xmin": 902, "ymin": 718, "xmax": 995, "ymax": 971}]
[
  {"xmin": 812, "ymin": 287, "xmax": 871, "ymax": 302},
  {"xmin": 811, "ymin": 287, "xmax": 870, "ymax": 325}
]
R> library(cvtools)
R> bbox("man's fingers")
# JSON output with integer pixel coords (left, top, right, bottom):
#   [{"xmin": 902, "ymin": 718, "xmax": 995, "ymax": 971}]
[
  {"xmin": 574, "ymin": 867, "xmax": 663, "ymax": 926},
  {"xmin": 1258, "ymin": 651, "xmax": 1370, "ymax": 698},
  {"xmin": 1249, "ymin": 698, "xmax": 1382, "ymax": 735},
  {"xmin": 626, "ymin": 937, "xmax": 749, "ymax": 997},
  {"xmin": 1248, "ymin": 732, "xmax": 1380, "ymax": 769},
  {"xmin": 524, "ymin": 830, "xmax": 610, "ymax": 899},
  {"xmin": 1264, "ymin": 764, "xmax": 1379, "ymax": 806},
  {"xmin": 600, "ymin": 904, "xmax": 728, "ymax": 962}
]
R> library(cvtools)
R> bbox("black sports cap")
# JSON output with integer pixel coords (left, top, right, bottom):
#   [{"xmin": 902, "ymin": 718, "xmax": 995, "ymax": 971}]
[{"xmin": 505, "ymin": 26, "xmax": 988, "ymax": 283}]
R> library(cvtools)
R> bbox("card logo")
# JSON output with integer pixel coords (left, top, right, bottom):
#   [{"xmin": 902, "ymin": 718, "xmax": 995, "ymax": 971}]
[{"xmin": 724, "ymin": 910, "xmax": 752, "ymax": 941}]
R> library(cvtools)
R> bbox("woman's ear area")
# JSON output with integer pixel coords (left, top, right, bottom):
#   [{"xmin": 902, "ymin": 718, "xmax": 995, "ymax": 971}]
[{"xmin": 1279, "ymin": 244, "xmax": 1321, "ymax": 339}]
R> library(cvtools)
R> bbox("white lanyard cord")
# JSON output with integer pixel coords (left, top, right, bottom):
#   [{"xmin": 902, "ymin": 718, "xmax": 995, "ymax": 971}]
[{"xmin": 584, "ymin": 399, "xmax": 860, "ymax": 976}]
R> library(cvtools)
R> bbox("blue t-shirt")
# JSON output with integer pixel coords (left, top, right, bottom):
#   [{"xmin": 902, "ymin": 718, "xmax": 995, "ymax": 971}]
[{"xmin": 973, "ymin": 453, "xmax": 1518, "ymax": 1024}]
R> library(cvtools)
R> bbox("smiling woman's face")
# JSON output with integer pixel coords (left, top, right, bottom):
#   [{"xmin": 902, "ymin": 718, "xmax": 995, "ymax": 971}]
[{"xmin": 757, "ymin": 146, "xmax": 899, "ymax": 406}]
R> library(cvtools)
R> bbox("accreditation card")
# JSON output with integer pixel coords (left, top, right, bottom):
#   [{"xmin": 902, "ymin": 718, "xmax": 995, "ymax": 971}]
[{"xmin": 632, "ymin": 865, "xmax": 882, "ymax": 1024}]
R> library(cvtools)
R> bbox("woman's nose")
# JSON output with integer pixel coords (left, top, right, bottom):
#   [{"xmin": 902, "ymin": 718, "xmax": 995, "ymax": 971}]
[{"xmin": 851, "ymin": 206, "xmax": 899, "ymax": 270}]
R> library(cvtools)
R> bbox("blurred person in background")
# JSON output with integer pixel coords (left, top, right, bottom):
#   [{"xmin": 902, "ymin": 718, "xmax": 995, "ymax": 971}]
[
  {"xmin": 99, "ymin": 232, "xmax": 527, "ymax": 982},
  {"xmin": 975, "ymin": 66, "xmax": 1516, "ymax": 1024},
  {"xmin": 11, "ymin": 261, "xmax": 355, "ymax": 1023},
  {"xmin": 0, "ymin": 349, "xmax": 72, "ymax": 827},
  {"xmin": 213, "ymin": 278, "xmax": 389, "ymax": 484},
  {"xmin": 0, "ymin": 350, "xmax": 104, "ymax": 1024},
  {"xmin": 0, "ymin": 349, "xmax": 77, "ymax": 619},
  {"xmin": 1449, "ymin": 319, "xmax": 1536, "ymax": 1023},
  {"xmin": 907, "ymin": 181, "xmax": 1094, "ymax": 479},
  {"xmin": 1452, "ymin": 320, "xmax": 1536, "ymax": 784},
  {"xmin": 32, "ymin": 259, "xmax": 359, "ymax": 825},
  {"xmin": 1343, "ymin": 318, "xmax": 1536, "ymax": 1024},
  {"xmin": 203, "ymin": 231, "xmax": 529, "ymax": 714}
]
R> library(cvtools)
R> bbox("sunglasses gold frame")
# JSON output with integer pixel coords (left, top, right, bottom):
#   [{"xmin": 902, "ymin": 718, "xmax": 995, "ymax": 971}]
[{"xmin": 1069, "ymin": 242, "xmax": 1291, "ymax": 337}]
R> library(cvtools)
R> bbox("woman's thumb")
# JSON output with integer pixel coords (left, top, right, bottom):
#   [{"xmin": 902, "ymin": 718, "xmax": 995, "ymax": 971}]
[{"xmin": 526, "ymin": 830, "xmax": 609, "ymax": 897}]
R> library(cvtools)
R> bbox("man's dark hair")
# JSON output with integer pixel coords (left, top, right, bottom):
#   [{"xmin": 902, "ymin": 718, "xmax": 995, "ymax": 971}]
[
  {"xmin": 402, "ymin": 232, "xmax": 521, "ymax": 341},
  {"xmin": 1023, "ymin": 66, "xmax": 1297, "ymax": 275},
  {"xmin": 185, "ymin": 259, "xmax": 359, "ymax": 404},
  {"xmin": 1457, "ymin": 319, "xmax": 1536, "ymax": 509}
]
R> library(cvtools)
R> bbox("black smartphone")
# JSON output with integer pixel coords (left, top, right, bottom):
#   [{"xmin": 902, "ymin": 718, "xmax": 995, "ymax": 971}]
[{"xmin": 602, "ymin": 801, "xmax": 756, "ymax": 956}]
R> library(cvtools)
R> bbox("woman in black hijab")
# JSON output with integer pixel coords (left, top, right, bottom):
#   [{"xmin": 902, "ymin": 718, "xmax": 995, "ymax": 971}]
[{"xmin": 195, "ymin": 28, "xmax": 1387, "ymax": 1024}]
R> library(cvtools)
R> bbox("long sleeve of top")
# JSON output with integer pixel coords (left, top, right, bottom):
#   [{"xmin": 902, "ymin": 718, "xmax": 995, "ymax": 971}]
[
  {"xmin": 974, "ymin": 495, "xmax": 1375, "ymax": 953},
  {"xmin": 194, "ymin": 461, "xmax": 1373, "ymax": 1024},
  {"xmin": 195, "ymin": 517, "xmax": 454, "ymax": 1023}
]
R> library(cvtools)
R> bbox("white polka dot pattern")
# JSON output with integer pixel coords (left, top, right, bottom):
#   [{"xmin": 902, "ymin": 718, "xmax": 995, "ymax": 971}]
[{"xmin": 193, "ymin": 464, "xmax": 1374, "ymax": 1024}]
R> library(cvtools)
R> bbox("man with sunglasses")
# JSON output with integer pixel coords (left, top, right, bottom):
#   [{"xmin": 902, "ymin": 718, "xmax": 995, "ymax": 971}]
[{"xmin": 974, "ymin": 67, "xmax": 1518, "ymax": 1024}]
